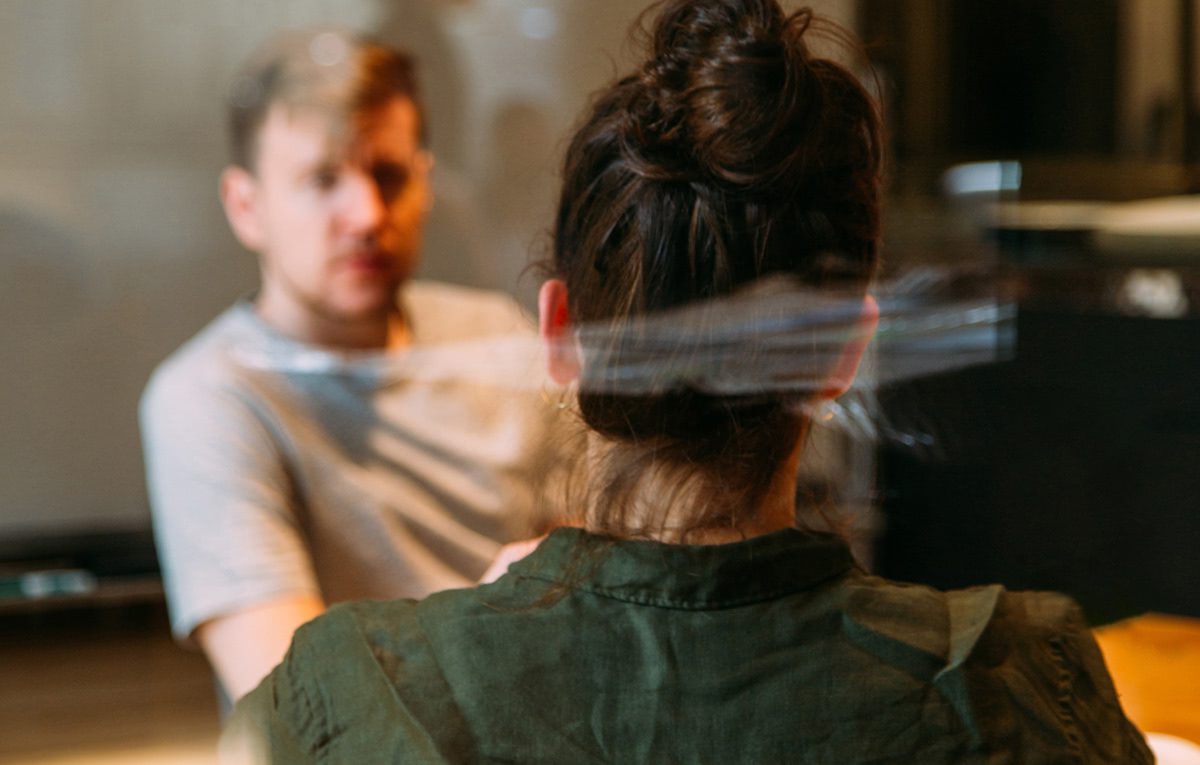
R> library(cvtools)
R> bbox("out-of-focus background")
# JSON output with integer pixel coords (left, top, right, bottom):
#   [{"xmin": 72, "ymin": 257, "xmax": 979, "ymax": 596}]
[{"xmin": 1, "ymin": 0, "xmax": 1198, "ymax": 761}]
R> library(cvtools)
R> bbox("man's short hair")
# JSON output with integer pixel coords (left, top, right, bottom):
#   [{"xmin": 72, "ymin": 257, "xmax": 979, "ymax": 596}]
[{"xmin": 228, "ymin": 28, "xmax": 424, "ymax": 170}]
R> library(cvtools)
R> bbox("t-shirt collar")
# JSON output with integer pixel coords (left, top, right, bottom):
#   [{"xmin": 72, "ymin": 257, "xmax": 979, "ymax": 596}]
[{"xmin": 224, "ymin": 295, "xmax": 417, "ymax": 379}]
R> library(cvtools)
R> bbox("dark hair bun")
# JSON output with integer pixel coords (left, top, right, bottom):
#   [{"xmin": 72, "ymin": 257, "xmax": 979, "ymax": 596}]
[
  {"xmin": 631, "ymin": 0, "xmax": 818, "ymax": 191},
  {"xmin": 549, "ymin": 0, "xmax": 883, "ymax": 532}
]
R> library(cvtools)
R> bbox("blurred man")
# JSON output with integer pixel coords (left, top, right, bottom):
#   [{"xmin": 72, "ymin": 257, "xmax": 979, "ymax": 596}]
[{"xmin": 141, "ymin": 29, "xmax": 556, "ymax": 700}]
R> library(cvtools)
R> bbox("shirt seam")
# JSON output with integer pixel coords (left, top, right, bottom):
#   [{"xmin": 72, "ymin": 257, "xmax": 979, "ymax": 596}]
[
  {"xmin": 515, "ymin": 566, "xmax": 849, "ymax": 610},
  {"xmin": 1047, "ymin": 634, "xmax": 1085, "ymax": 762}
]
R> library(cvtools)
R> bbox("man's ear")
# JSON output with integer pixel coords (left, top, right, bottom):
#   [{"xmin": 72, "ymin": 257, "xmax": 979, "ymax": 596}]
[
  {"xmin": 821, "ymin": 294, "xmax": 879, "ymax": 399},
  {"xmin": 417, "ymin": 150, "xmax": 435, "ymax": 214},
  {"xmin": 538, "ymin": 278, "xmax": 581, "ymax": 385},
  {"xmin": 219, "ymin": 165, "xmax": 266, "ymax": 252}
]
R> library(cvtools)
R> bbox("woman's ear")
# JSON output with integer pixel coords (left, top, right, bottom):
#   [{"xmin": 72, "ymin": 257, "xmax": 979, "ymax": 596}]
[
  {"xmin": 821, "ymin": 294, "xmax": 879, "ymax": 399},
  {"xmin": 538, "ymin": 278, "xmax": 581, "ymax": 385},
  {"xmin": 219, "ymin": 165, "xmax": 266, "ymax": 253}
]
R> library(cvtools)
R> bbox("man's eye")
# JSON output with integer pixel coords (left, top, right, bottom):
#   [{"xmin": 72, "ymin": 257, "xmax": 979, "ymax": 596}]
[
  {"xmin": 373, "ymin": 165, "xmax": 411, "ymax": 199},
  {"xmin": 311, "ymin": 169, "xmax": 340, "ymax": 190}
]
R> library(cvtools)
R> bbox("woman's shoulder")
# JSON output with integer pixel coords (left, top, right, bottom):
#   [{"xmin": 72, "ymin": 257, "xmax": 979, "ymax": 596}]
[
  {"xmin": 837, "ymin": 574, "xmax": 1114, "ymax": 697},
  {"xmin": 283, "ymin": 600, "xmax": 427, "ymax": 689},
  {"xmin": 237, "ymin": 597, "xmax": 479, "ymax": 761},
  {"xmin": 840, "ymin": 574, "xmax": 1085, "ymax": 659},
  {"xmin": 839, "ymin": 575, "xmax": 1152, "ymax": 763}
]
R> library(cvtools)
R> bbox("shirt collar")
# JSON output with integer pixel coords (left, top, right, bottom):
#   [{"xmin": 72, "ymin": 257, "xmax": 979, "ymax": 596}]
[{"xmin": 509, "ymin": 526, "xmax": 854, "ymax": 609}]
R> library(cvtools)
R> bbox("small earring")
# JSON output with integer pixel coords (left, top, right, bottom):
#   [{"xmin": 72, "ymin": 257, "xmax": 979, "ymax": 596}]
[
  {"xmin": 813, "ymin": 399, "xmax": 838, "ymax": 423},
  {"xmin": 541, "ymin": 387, "xmax": 570, "ymax": 412}
]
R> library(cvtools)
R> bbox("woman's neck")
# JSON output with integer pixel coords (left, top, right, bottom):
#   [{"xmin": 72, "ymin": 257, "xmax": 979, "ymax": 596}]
[{"xmin": 581, "ymin": 434, "xmax": 804, "ymax": 545}]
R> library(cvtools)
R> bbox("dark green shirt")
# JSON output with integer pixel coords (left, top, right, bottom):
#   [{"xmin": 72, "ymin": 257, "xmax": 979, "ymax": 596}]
[{"xmin": 223, "ymin": 527, "xmax": 1151, "ymax": 764}]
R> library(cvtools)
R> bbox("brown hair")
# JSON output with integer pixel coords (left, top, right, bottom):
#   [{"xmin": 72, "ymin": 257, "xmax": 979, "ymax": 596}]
[
  {"xmin": 227, "ymin": 29, "xmax": 424, "ymax": 170},
  {"xmin": 549, "ymin": 0, "xmax": 883, "ymax": 539}
]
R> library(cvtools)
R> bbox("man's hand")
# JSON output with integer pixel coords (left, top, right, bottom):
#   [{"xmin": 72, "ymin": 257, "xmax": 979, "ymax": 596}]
[
  {"xmin": 195, "ymin": 594, "xmax": 326, "ymax": 702},
  {"xmin": 478, "ymin": 537, "xmax": 546, "ymax": 584}
]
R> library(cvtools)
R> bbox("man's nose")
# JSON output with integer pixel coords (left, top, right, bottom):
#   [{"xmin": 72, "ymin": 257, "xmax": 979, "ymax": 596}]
[{"xmin": 337, "ymin": 170, "xmax": 387, "ymax": 233}]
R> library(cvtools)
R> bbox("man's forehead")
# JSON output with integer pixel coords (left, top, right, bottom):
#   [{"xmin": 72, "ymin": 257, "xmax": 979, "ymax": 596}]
[
  {"xmin": 262, "ymin": 97, "xmax": 420, "ymax": 161},
  {"xmin": 351, "ymin": 97, "xmax": 422, "ymax": 148}
]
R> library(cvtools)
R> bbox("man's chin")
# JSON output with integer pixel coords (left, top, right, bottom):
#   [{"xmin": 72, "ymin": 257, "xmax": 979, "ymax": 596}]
[
  {"xmin": 340, "ymin": 301, "xmax": 399, "ymax": 323},
  {"xmin": 327, "ymin": 288, "xmax": 403, "ymax": 323}
]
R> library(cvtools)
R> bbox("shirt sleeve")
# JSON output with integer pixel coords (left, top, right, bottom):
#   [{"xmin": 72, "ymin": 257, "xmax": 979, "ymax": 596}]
[
  {"xmin": 984, "ymin": 592, "xmax": 1155, "ymax": 764},
  {"xmin": 221, "ymin": 603, "xmax": 472, "ymax": 763},
  {"xmin": 1047, "ymin": 604, "xmax": 1156, "ymax": 764},
  {"xmin": 219, "ymin": 674, "xmax": 314, "ymax": 765},
  {"xmin": 140, "ymin": 364, "xmax": 320, "ymax": 640}
]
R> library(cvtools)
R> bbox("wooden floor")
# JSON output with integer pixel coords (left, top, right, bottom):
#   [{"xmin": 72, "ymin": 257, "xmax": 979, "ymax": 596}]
[{"xmin": 0, "ymin": 604, "xmax": 220, "ymax": 765}]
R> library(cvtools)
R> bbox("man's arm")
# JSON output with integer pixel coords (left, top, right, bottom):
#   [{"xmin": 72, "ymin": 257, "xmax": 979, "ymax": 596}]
[
  {"xmin": 197, "ymin": 594, "xmax": 326, "ymax": 701},
  {"xmin": 141, "ymin": 359, "xmax": 325, "ymax": 698}
]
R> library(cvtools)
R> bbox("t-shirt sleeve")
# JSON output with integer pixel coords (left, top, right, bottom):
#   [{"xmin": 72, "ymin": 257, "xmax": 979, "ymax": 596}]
[{"xmin": 140, "ymin": 365, "xmax": 320, "ymax": 640}]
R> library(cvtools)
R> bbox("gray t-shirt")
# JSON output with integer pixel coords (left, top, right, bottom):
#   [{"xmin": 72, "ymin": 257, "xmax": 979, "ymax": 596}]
[{"xmin": 141, "ymin": 281, "xmax": 561, "ymax": 639}]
